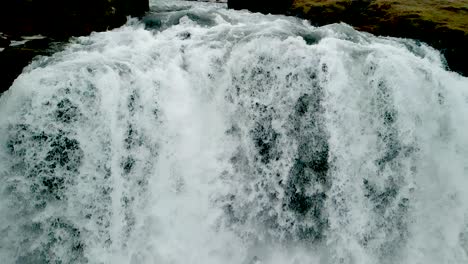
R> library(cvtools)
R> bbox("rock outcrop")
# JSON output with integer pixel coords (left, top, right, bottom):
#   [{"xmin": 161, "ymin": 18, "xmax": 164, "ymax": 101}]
[
  {"xmin": 0, "ymin": 0, "xmax": 149, "ymax": 38},
  {"xmin": 0, "ymin": 0, "xmax": 149, "ymax": 94},
  {"xmin": 0, "ymin": 38, "xmax": 61, "ymax": 95},
  {"xmin": 228, "ymin": 0, "xmax": 468, "ymax": 77}
]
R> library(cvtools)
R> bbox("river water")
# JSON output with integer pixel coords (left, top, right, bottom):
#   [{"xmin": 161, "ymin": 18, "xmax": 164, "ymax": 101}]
[{"xmin": 1, "ymin": 1, "xmax": 468, "ymax": 263}]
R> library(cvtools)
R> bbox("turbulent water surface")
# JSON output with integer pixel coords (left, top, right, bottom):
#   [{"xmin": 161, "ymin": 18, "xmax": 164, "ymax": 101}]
[{"xmin": 1, "ymin": 0, "xmax": 468, "ymax": 263}]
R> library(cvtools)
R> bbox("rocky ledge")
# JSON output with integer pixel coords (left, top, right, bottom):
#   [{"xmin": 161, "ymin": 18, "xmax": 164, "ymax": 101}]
[
  {"xmin": 0, "ymin": 0, "xmax": 149, "ymax": 38},
  {"xmin": 0, "ymin": 0, "xmax": 149, "ymax": 94},
  {"xmin": 228, "ymin": 0, "xmax": 468, "ymax": 77},
  {"xmin": 0, "ymin": 36, "xmax": 65, "ymax": 95}
]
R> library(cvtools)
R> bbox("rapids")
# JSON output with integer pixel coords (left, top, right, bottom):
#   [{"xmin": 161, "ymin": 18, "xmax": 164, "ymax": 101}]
[{"xmin": 1, "ymin": 0, "xmax": 468, "ymax": 263}]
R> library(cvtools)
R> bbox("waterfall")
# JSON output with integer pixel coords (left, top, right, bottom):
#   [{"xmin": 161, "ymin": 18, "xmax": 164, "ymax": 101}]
[{"xmin": 1, "ymin": 1, "xmax": 467, "ymax": 263}]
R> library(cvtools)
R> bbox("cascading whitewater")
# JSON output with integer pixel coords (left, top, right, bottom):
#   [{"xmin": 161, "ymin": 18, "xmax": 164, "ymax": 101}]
[{"xmin": 1, "ymin": 0, "xmax": 468, "ymax": 263}]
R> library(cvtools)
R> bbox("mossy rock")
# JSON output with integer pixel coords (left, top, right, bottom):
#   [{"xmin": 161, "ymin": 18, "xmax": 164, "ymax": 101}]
[{"xmin": 290, "ymin": 0, "xmax": 468, "ymax": 76}]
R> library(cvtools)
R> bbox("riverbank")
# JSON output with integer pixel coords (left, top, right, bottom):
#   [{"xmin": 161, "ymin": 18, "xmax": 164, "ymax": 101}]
[
  {"xmin": 0, "ymin": 0, "xmax": 149, "ymax": 94},
  {"xmin": 229, "ymin": 0, "xmax": 468, "ymax": 76}
]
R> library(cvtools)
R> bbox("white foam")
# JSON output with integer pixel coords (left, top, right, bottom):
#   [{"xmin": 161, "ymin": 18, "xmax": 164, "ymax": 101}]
[
  {"xmin": 21, "ymin": 35, "xmax": 46, "ymax": 40},
  {"xmin": 10, "ymin": 39, "xmax": 28, "ymax": 46}
]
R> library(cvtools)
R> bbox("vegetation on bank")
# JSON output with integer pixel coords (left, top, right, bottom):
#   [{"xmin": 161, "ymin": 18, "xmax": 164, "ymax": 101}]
[
  {"xmin": 228, "ymin": 0, "xmax": 468, "ymax": 75},
  {"xmin": 290, "ymin": 0, "xmax": 468, "ymax": 76},
  {"xmin": 292, "ymin": 0, "xmax": 468, "ymax": 34}
]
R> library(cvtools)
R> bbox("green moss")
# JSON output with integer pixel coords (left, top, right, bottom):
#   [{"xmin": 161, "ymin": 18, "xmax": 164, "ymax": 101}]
[
  {"xmin": 293, "ymin": 0, "xmax": 352, "ymax": 14},
  {"xmin": 379, "ymin": 0, "xmax": 468, "ymax": 33},
  {"xmin": 293, "ymin": 0, "xmax": 468, "ymax": 34}
]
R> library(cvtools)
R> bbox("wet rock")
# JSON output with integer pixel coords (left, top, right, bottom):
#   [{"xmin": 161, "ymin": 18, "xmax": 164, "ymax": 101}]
[
  {"xmin": 0, "ymin": 37, "xmax": 60, "ymax": 94},
  {"xmin": 0, "ymin": 0, "xmax": 149, "ymax": 38},
  {"xmin": 0, "ymin": 0, "xmax": 149, "ymax": 94}
]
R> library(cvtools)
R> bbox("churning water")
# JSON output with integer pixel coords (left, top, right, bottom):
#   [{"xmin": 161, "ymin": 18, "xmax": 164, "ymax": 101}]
[{"xmin": 1, "ymin": 0, "xmax": 468, "ymax": 263}]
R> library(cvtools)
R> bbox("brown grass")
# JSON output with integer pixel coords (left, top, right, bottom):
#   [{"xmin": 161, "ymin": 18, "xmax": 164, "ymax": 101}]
[{"xmin": 292, "ymin": 0, "xmax": 468, "ymax": 33}]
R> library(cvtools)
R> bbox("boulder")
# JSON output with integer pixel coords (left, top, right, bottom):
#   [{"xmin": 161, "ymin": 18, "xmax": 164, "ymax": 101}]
[{"xmin": 0, "ymin": 38, "xmax": 61, "ymax": 94}]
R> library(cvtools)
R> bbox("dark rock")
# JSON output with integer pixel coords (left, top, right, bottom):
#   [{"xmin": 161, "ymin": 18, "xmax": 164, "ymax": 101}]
[
  {"xmin": 290, "ymin": 0, "xmax": 468, "ymax": 76},
  {"xmin": 0, "ymin": 38, "xmax": 62, "ymax": 94},
  {"xmin": 0, "ymin": 36, "xmax": 10, "ymax": 48},
  {"xmin": 0, "ymin": 0, "xmax": 149, "ymax": 38},
  {"xmin": 0, "ymin": 0, "xmax": 149, "ymax": 94},
  {"xmin": 228, "ymin": 0, "xmax": 293, "ymax": 14}
]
